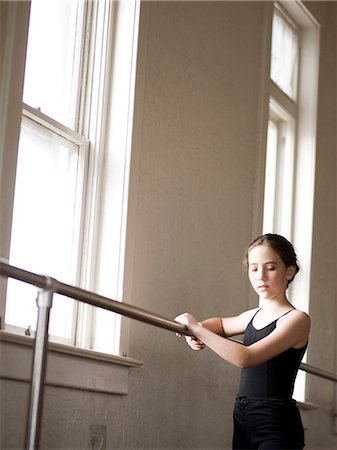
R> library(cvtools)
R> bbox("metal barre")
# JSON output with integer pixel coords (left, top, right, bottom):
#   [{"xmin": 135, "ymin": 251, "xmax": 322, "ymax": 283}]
[
  {"xmin": 0, "ymin": 259, "xmax": 336, "ymax": 449},
  {"xmin": 0, "ymin": 259, "xmax": 192, "ymax": 336},
  {"xmin": 0, "ymin": 259, "xmax": 191, "ymax": 449},
  {"xmin": 299, "ymin": 362, "xmax": 337, "ymax": 383},
  {"xmin": 1, "ymin": 259, "xmax": 336, "ymax": 382}
]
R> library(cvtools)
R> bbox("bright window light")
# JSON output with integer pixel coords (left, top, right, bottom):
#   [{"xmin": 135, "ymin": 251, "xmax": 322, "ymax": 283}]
[
  {"xmin": 4, "ymin": 0, "xmax": 141, "ymax": 353},
  {"xmin": 263, "ymin": 120, "xmax": 278, "ymax": 233},
  {"xmin": 23, "ymin": 0, "xmax": 84, "ymax": 127},
  {"xmin": 5, "ymin": 116, "xmax": 81, "ymax": 339},
  {"xmin": 270, "ymin": 10, "xmax": 298, "ymax": 100}
]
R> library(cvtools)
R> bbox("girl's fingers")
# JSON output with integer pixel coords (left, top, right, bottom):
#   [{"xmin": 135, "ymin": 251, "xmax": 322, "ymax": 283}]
[{"xmin": 185, "ymin": 336, "xmax": 205, "ymax": 350}]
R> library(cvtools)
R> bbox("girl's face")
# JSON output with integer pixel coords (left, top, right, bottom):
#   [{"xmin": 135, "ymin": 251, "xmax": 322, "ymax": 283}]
[{"xmin": 247, "ymin": 244, "xmax": 295, "ymax": 300}]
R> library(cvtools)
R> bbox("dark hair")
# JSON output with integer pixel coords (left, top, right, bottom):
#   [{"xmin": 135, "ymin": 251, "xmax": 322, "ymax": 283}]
[{"xmin": 243, "ymin": 233, "xmax": 300, "ymax": 285}]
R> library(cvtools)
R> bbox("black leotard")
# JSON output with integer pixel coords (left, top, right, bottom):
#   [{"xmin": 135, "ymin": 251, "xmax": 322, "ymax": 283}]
[{"xmin": 238, "ymin": 309, "xmax": 307, "ymax": 399}]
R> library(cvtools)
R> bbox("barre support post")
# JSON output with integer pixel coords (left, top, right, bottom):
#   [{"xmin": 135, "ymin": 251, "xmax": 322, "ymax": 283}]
[{"xmin": 25, "ymin": 282, "xmax": 54, "ymax": 450}]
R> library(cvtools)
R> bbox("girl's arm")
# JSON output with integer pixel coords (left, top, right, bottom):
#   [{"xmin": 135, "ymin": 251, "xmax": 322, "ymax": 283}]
[
  {"xmin": 175, "ymin": 310, "xmax": 310, "ymax": 368},
  {"xmin": 183, "ymin": 309, "xmax": 257, "ymax": 351},
  {"xmin": 183, "ymin": 309, "xmax": 258, "ymax": 351},
  {"xmin": 201, "ymin": 308, "xmax": 260, "ymax": 336}
]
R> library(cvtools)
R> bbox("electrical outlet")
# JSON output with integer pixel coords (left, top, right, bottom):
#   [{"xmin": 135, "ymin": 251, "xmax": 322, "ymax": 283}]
[{"xmin": 89, "ymin": 425, "xmax": 106, "ymax": 450}]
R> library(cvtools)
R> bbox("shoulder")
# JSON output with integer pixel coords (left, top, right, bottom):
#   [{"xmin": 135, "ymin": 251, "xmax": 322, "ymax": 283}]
[
  {"xmin": 260, "ymin": 309, "xmax": 311, "ymax": 351},
  {"xmin": 278, "ymin": 309, "xmax": 311, "ymax": 333},
  {"xmin": 289, "ymin": 309, "xmax": 310, "ymax": 323}
]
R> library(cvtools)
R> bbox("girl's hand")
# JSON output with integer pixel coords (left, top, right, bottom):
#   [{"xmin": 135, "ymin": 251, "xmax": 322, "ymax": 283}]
[
  {"xmin": 174, "ymin": 313, "xmax": 205, "ymax": 350},
  {"xmin": 175, "ymin": 312, "xmax": 200, "ymax": 330},
  {"xmin": 185, "ymin": 335, "xmax": 205, "ymax": 351}
]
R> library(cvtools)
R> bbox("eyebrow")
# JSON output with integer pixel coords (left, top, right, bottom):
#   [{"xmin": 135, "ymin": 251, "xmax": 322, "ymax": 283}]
[{"xmin": 249, "ymin": 261, "xmax": 279, "ymax": 266}]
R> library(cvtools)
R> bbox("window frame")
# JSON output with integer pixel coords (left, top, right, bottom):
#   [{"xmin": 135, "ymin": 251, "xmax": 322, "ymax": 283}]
[
  {"xmin": 262, "ymin": 0, "xmax": 320, "ymax": 401},
  {"xmin": 4, "ymin": 102, "xmax": 89, "ymax": 345},
  {"xmin": 1, "ymin": 0, "xmax": 141, "ymax": 357},
  {"xmin": 263, "ymin": 97, "xmax": 296, "ymax": 238}
]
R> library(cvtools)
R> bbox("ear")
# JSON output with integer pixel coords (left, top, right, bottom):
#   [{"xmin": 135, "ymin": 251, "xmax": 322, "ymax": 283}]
[{"xmin": 286, "ymin": 265, "xmax": 297, "ymax": 281}]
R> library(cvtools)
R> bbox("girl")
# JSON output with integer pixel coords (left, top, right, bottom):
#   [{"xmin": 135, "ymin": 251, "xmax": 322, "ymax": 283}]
[{"xmin": 175, "ymin": 233, "xmax": 310, "ymax": 450}]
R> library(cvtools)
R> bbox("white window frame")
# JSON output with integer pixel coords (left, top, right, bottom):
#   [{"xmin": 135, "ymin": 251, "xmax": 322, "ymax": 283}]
[
  {"xmin": 263, "ymin": 100, "xmax": 296, "ymax": 238},
  {"xmin": 0, "ymin": 0, "xmax": 141, "ymax": 357},
  {"xmin": 5, "ymin": 102, "xmax": 89, "ymax": 345},
  {"xmin": 75, "ymin": 0, "xmax": 141, "ymax": 355},
  {"xmin": 263, "ymin": 1, "xmax": 320, "ymax": 401}
]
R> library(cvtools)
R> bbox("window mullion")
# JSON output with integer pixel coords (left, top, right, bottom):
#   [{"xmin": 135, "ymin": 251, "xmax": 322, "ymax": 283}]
[
  {"xmin": 22, "ymin": 103, "xmax": 87, "ymax": 146},
  {"xmin": 269, "ymin": 81, "xmax": 296, "ymax": 116},
  {"xmin": 75, "ymin": 0, "xmax": 116, "ymax": 349}
]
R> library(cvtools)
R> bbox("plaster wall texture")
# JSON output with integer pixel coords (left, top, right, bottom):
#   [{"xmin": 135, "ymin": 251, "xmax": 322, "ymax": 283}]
[
  {"xmin": 0, "ymin": 1, "xmax": 336, "ymax": 450},
  {"xmin": 304, "ymin": 2, "xmax": 337, "ymax": 449},
  {"xmin": 119, "ymin": 2, "xmax": 266, "ymax": 448}
]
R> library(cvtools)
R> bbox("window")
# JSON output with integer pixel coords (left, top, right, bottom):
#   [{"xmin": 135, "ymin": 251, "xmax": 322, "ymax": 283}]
[
  {"xmin": 3, "ymin": 0, "xmax": 140, "ymax": 354},
  {"xmin": 22, "ymin": 0, "xmax": 84, "ymax": 128},
  {"xmin": 5, "ymin": 0, "xmax": 87, "ymax": 344},
  {"xmin": 263, "ymin": 101, "xmax": 295, "ymax": 238},
  {"xmin": 263, "ymin": 1, "xmax": 320, "ymax": 401},
  {"xmin": 263, "ymin": 3, "xmax": 299, "ymax": 240},
  {"xmin": 5, "ymin": 112, "xmax": 86, "ymax": 342},
  {"xmin": 270, "ymin": 9, "xmax": 298, "ymax": 100}
]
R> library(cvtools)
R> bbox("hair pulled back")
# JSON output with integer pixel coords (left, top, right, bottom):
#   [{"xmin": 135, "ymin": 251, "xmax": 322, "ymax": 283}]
[{"xmin": 243, "ymin": 233, "xmax": 300, "ymax": 285}]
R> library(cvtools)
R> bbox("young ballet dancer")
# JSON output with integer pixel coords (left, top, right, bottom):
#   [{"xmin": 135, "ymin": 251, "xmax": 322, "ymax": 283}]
[{"xmin": 175, "ymin": 233, "xmax": 310, "ymax": 449}]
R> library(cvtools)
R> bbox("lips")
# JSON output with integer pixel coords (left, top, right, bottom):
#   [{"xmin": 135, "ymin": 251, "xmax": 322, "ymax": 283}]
[{"xmin": 258, "ymin": 285, "xmax": 269, "ymax": 290}]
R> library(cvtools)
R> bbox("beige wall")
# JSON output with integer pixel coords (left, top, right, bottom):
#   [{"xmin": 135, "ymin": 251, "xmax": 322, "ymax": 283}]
[
  {"xmin": 0, "ymin": 1, "xmax": 336, "ymax": 449},
  {"xmin": 121, "ymin": 2, "xmax": 268, "ymax": 448},
  {"xmin": 305, "ymin": 1, "xmax": 337, "ymax": 447}
]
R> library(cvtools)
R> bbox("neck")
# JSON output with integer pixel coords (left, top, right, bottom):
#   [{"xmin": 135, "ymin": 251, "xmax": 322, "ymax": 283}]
[{"xmin": 259, "ymin": 296, "xmax": 291, "ymax": 310}]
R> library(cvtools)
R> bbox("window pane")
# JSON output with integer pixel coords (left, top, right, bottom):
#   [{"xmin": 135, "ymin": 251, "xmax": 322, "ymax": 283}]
[
  {"xmin": 270, "ymin": 11, "xmax": 298, "ymax": 100},
  {"xmin": 263, "ymin": 120, "xmax": 278, "ymax": 233},
  {"xmin": 5, "ymin": 117, "xmax": 82, "ymax": 339},
  {"xmin": 23, "ymin": 0, "xmax": 84, "ymax": 128}
]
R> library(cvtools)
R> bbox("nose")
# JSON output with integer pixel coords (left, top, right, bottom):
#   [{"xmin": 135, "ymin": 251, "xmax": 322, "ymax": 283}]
[{"xmin": 257, "ymin": 267, "xmax": 267, "ymax": 280}]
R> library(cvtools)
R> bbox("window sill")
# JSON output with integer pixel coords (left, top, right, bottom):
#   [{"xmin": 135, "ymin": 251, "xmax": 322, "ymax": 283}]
[{"xmin": 0, "ymin": 330, "xmax": 143, "ymax": 395}]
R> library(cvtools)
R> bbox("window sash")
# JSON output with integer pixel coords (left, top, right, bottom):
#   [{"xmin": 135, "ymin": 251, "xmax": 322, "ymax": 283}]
[
  {"xmin": 270, "ymin": 8, "xmax": 299, "ymax": 100},
  {"xmin": 5, "ymin": 107, "xmax": 88, "ymax": 343},
  {"xmin": 23, "ymin": 0, "xmax": 86, "ymax": 129}
]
